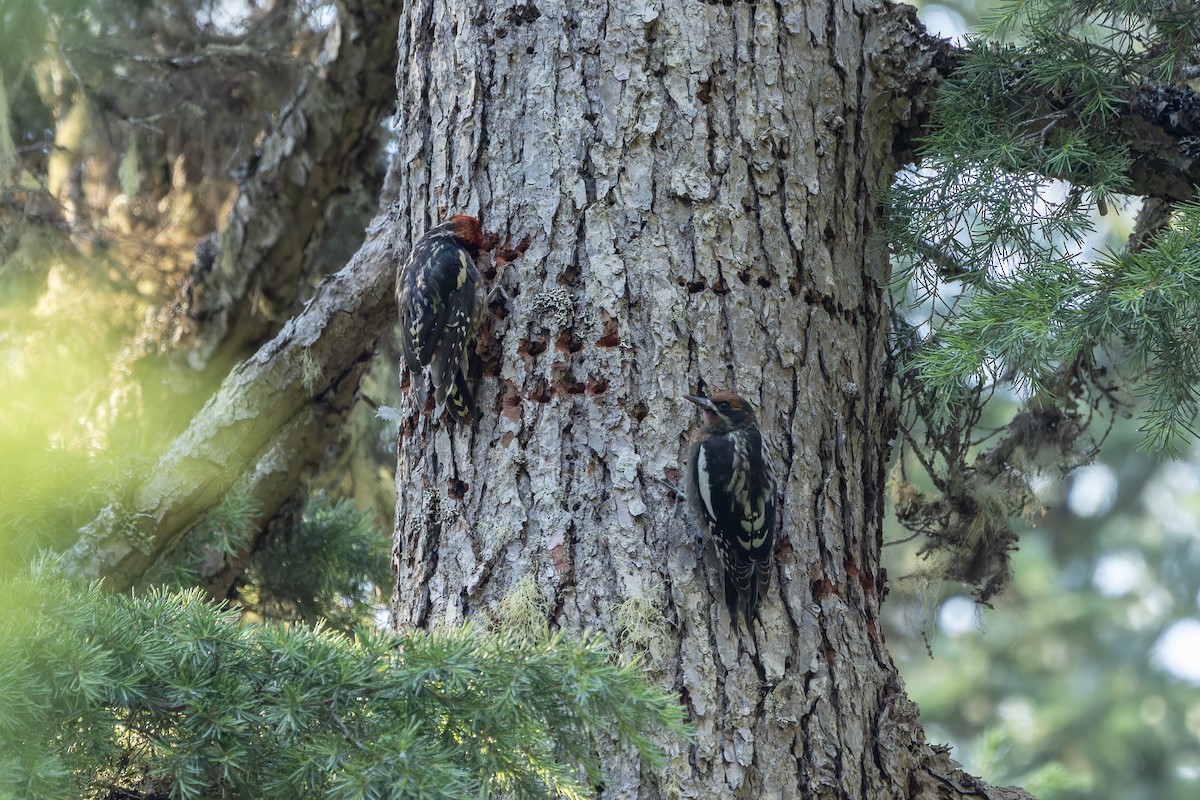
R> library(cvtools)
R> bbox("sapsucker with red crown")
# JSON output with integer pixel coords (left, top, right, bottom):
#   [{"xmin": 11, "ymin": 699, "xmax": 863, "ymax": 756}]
[
  {"xmin": 684, "ymin": 391, "xmax": 778, "ymax": 633},
  {"xmin": 397, "ymin": 215, "xmax": 483, "ymax": 423}
]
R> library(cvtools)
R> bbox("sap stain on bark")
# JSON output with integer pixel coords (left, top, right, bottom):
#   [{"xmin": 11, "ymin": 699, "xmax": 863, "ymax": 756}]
[
  {"xmin": 596, "ymin": 310, "xmax": 621, "ymax": 347},
  {"xmin": 554, "ymin": 331, "xmax": 583, "ymax": 354},
  {"xmin": 517, "ymin": 334, "xmax": 549, "ymax": 359},
  {"xmin": 552, "ymin": 362, "xmax": 586, "ymax": 395}
]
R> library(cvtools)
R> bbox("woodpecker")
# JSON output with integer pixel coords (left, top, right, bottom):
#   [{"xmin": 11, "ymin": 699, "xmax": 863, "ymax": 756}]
[
  {"xmin": 397, "ymin": 215, "xmax": 483, "ymax": 422},
  {"xmin": 684, "ymin": 391, "xmax": 777, "ymax": 633}
]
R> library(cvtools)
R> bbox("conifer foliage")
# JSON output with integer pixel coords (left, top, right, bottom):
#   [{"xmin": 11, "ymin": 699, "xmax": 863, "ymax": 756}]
[
  {"xmin": 0, "ymin": 563, "xmax": 686, "ymax": 800},
  {"xmin": 888, "ymin": 0, "xmax": 1200, "ymax": 598}
]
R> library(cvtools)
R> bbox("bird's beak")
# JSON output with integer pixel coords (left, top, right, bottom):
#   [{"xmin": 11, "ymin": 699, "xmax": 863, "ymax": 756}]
[{"xmin": 684, "ymin": 394, "xmax": 714, "ymax": 412}]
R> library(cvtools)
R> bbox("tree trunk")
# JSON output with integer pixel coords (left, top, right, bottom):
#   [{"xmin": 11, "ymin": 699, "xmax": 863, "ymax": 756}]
[{"xmin": 390, "ymin": 1, "xmax": 1030, "ymax": 798}]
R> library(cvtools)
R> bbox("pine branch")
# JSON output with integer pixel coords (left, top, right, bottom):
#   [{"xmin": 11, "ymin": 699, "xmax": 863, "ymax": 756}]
[
  {"xmin": 0, "ymin": 565, "xmax": 689, "ymax": 800},
  {"xmin": 886, "ymin": 5, "xmax": 1200, "ymax": 200},
  {"xmin": 882, "ymin": 0, "xmax": 1200, "ymax": 600}
]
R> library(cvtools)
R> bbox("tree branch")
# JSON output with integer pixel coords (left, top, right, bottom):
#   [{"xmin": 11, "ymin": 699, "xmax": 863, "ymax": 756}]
[
  {"xmin": 61, "ymin": 223, "xmax": 400, "ymax": 589},
  {"xmin": 874, "ymin": 1, "xmax": 1200, "ymax": 201},
  {"xmin": 1122, "ymin": 85, "xmax": 1200, "ymax": 200},
  {"xmin": 912, "ymin": 745, "xmax": 1035, "ymax": 800}
]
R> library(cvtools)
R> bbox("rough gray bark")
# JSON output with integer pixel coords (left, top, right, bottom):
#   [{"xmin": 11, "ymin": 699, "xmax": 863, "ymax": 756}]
[
  {"xmin": 62, "ymin": 226, "xmax": 397, "ymax": 589},
  {"xmin": 390, "ymin": 1, "xmax": 1031, "ymax": 798}
]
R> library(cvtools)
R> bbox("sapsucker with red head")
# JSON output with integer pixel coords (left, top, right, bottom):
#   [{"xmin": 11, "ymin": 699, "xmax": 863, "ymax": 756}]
[
  {"xmin": 684, "ymin": 391, "xmax": 778, "ymax": 632},
  {"xmin": 397, "ymin": 215, "xmax": 483, "ymax": 423}
]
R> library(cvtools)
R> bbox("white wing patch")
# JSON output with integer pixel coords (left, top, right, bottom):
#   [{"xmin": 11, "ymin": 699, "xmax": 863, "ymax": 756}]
[
  {"xmin": 457, "ymin": 250, "xmax": 470, "ymax": 287},
  {"xmin": 696, "ymin": 445, "xmax": 717, "ymax": 523},
  {"xmin": 749, "ymin": 496, "xmax": 769, "ymax": 547}
]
